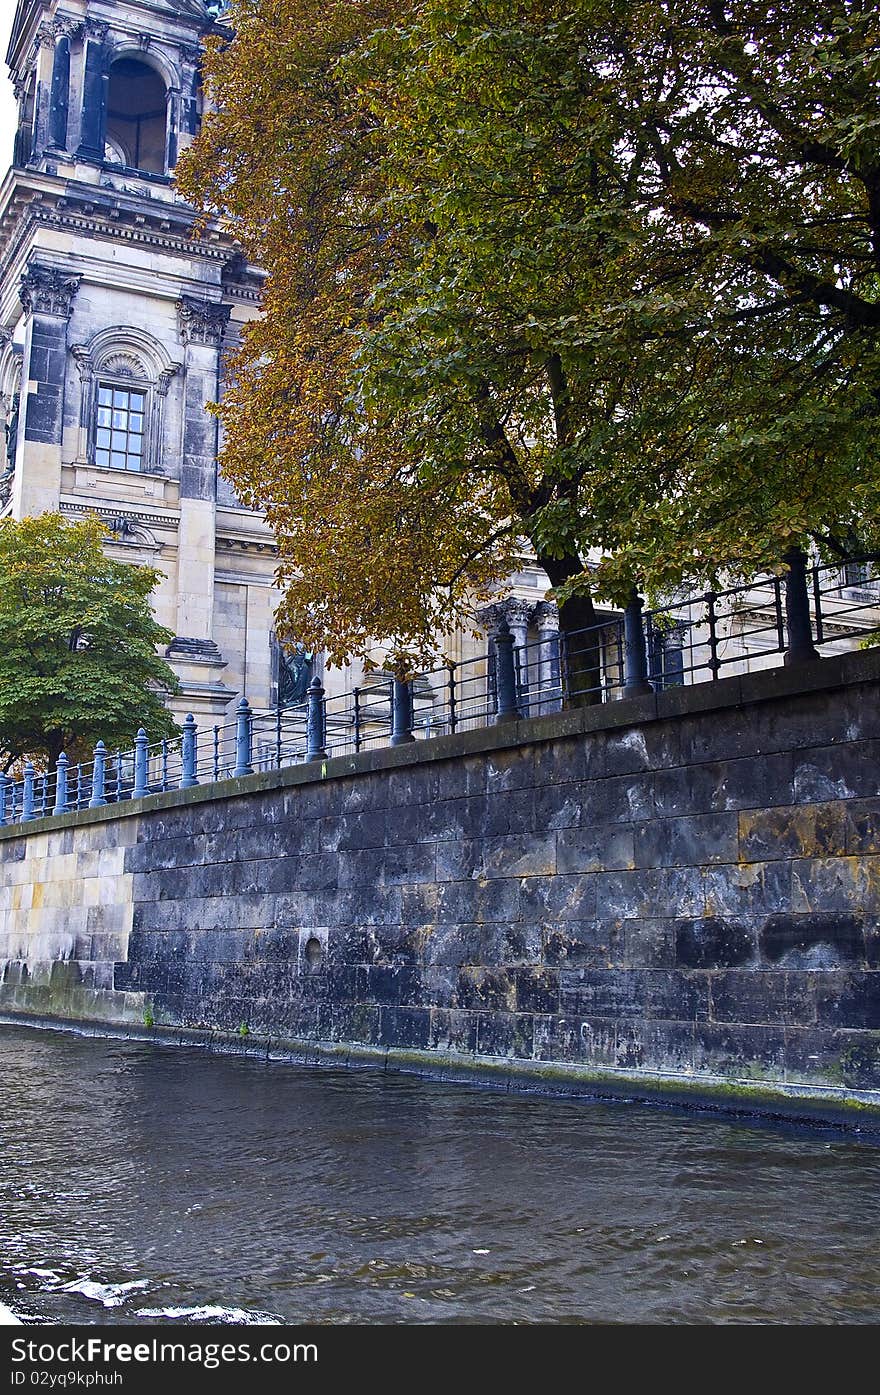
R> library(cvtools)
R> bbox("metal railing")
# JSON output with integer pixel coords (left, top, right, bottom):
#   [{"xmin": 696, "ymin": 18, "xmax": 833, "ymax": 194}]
[{"xmin": 1, "ymin": 553, "xmax": 877, "ymax": 827}]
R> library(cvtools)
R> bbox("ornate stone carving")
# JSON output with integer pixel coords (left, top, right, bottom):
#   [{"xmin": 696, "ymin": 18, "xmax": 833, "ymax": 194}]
[
  {"xmin": 19, "ymin": 264, "xmax": 81, "ymax": 319},
  {"xmin": 176, "ymin": 296, "xmax": 231, "ymax": 347},
  {"xmin": 533, "ymin": 600, "xmax": 560, "ymax": 632},
  {"xmin": 35, "ymin": 23, "xmax": 57, "ymax": 49},
  {"xmin": 102, "ymin": 352, "xmax": 145, "ymax": 379},
  {"xmin": 500, "ymin": 597, "xmax": 534, "ymax": 632},
  {"xmin": 157, "ymin": 365, "xmax": 181, "ymax": 397},
  {"xmin": 52, "ymin": 17, "xmax": 83, "ymax": 40},
  {"xmin": 83, "ymin": 18, "xmax": 109, "ymax": 41},
  {"xmin": 136, "ymin": 34, "xmax": 152, "ymax": 51},
  {"xmin": 181, "ymin": 44, "xmax": 203, "ymax": 66}
]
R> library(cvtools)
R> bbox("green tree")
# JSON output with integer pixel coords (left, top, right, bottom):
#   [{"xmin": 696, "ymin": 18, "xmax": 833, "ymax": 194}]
[
  {"xmin": 0, "ymin": 514, "xmax": 180, "ymax": 770},
  {"xmin": 178, "ymin": 0, "xmax": 880, "ymax": 677}
]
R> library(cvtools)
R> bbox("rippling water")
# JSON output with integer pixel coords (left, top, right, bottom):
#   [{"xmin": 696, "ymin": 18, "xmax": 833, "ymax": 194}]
[{"xmin": 1, "ymin": 1024, "xmax": 879, "ymax": 1325}]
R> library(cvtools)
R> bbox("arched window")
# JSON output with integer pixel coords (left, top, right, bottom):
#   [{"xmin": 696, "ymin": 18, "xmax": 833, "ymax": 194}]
[
  {"xmin": 72, "ymin": 329, "xmax": 182, "ymax": 477},
  {"xmin": 105, "ymin": 58, "xmax": 167, "ymax": 175}
]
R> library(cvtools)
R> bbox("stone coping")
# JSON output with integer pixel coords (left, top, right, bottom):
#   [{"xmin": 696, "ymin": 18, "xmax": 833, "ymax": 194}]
[
  {"xmin": 2, "ymin": 1011, "xmax": 880, "ymax": 1134},
  {"xmin": 2, "ymin": 646, "xmax": 877, "ymax": 844}
]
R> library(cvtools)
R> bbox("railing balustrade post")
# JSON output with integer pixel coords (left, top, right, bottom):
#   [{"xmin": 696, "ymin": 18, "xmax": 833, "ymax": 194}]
[
  {"xmin": 213, "ymin": 726, "xmax": 220, "ymax": 782},
  {"xmin": 21, "ymin": 762, "xmax": 35, "ymax": 822},
  {"xmin": 0, "ymin": 771, "xmax": 7, "ymax": 827},
  {"xmin": 493, "ymin": 620, "xmax": 522, "ymax": 723},
  {"xmin": 53, "ymin": 752, "xmax": 68, "ymax": 816},
  {"xmin": 353, "ymin": 687, "xmax": 362, "ymax": 753},
  {"xmin": 306, "ymin": 677, "xmax": 328, "ymax": 762},
  {"xmin": 233, "ymin": 698, "xmax": 254, "ymax": 778},
  {"xmin": 783, "ymin": 546, "xmax": 820, "ymax": 664},
  {"xmin": 391, "ymin": 677, "xmax": 415, "ymax": 745},
  {"xmin": 180, "ymin": 714, "xmax": 199, "ymax": 788},
  {"xmin": 275, "ymin": 703, "xmax": 283, "ymax": 769},
  {"xmin": 706, "ymin": 591, "xmax": 720, "ymax": 679},
  {"xmin": 40, "ymin": 774, "xmax": 48, "ymax": 817},
  {"xmin": 161, "ymin": 739, "xmax": 169, "ymax": 792},
  {"xmin": 623, "ymin": 592, "xmax": 653, "ymax": 697},
  {"xmin": 447, "ymin": 663, "xmax": 457, "ymax": 733},
  {"xmin": 89, "ymin": 742, "xmax": 107, "ymax": 808},
  {"xmin": 812, "ymin": 564, "xmax": 825, "ymax": 645},
  {"xmin": 133, "ymin": 728, "xmax": 149, "ymax": 799}
]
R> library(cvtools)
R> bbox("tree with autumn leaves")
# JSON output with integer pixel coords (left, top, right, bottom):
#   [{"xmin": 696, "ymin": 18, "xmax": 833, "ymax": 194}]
[{"xmin": 178, "ymin": 0, "xmax": 880, "ymax": 675}]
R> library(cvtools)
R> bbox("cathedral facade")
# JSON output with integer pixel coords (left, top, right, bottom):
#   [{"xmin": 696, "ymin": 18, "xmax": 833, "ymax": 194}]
[{"xmin": 0, "ymin": 0, "xmax": 283, "ymax": 726}]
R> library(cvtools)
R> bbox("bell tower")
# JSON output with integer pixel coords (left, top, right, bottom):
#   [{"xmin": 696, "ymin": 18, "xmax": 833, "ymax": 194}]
[{"xmin": 0, "ymin": 0, "xmax": 278, "ymax": 725}]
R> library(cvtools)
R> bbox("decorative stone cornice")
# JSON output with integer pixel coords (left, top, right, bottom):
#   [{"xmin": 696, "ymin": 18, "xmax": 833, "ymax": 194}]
[
  {"xmin": 19, "ymin": 263, "xmax": 80, "ymax": 319},
  {"xmin": 52, "ymin": 17, "xmax": 83, "ymax": 41},
  {"xmin": 177, "ymin": 296, "xmax": 231, "ymax": 346}
]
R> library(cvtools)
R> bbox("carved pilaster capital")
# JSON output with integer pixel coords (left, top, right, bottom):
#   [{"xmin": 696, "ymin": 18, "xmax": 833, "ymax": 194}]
[
  {"xmin": 35, "ymin": 22, "xmax": 57, "ymax": 50},
  {"xmin": 19, "ymin": 263, "xmax": 81, "ymax": 320},
  {"xmin": 177, "ymin": 296, "xmax": 231, "ymax": 347},
  {"xmin": 533, "ymin": 600, "xmax": 560, "ymax": 632},
  {"xmin": 83, "ymin": 18, "xmax": 109, "ymax": 41},
  {"xmin": 500, "ymin": 597, "xmax": 534, "ymax": 631},
  {"xmin": 52, "ymin": 17, "xmax": 83, "ymax": 40},
  {"xmin": 476, "ymin": 603, "xmax": 506, "ymax": 635},
  {"xmin": 181, "ymin": 44, "xmax": 203, "ymax": 66}
]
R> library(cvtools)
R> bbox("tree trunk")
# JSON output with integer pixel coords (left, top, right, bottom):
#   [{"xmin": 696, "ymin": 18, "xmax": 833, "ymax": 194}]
[{"xmin": 537, "ymin": 555, "xmax": 602, "ymax": 708}]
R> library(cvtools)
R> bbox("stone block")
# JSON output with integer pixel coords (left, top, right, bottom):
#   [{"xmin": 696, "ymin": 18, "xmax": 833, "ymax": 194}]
[
  {"xmin": 515, "ymin": 967, "xmax": 560, "ymax": 1014},
  {"xmin": 519, "ymin": 873, "xmax": 597, "ymax": 923},
  {"xmin": 709, "ymin": 970, "xmax": 815, "ymax": 1027},
  {"xmin": 475, "ymin": 1010, "xmax": 534, "ymax": 1060},
  {"xmin": 814, "ymin": 972, "xmax": 880, "ymax": 1030},
  {"xmin": 675, "ymin": 918, "xmax": 757, "ymax": 970},
  {"xmin": 556, "ymin": 826, "xmax": 635, "ymax": 874},
  {"xmin": 759, "ymin": 912, "xmax": 865, "ymax": 968},
  {"xmin": 739, "ymin": 803, "xmax": 847, "ymax": 862},
  {"xmin": 633, "ymin": 812, "xmax": 739, "ymax": 868}
]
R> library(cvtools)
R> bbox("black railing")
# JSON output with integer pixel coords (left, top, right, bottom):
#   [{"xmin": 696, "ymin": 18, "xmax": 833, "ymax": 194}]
[{"xmin": 1, "ymin": 555, "xmax": 877, "ymax": 825}]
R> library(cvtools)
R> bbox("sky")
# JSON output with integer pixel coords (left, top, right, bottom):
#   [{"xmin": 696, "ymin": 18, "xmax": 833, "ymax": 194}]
[{"xmin": 0, "ymin": 10, "xmax": 16, "ymax": 167}]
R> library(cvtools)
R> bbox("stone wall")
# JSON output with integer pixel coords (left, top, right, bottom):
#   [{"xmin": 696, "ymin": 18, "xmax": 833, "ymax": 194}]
[{"xmin": 2, "ymin": 649, "xmax": 880, "ymax": 1113}]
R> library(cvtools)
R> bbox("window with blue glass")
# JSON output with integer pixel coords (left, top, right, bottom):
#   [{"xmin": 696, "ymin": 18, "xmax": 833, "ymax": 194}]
[{"xmin": 94, "ymin": 384, "xmax": 146, "ymax": 472}]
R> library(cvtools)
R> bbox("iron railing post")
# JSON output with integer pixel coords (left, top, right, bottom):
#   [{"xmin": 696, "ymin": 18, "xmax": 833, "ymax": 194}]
[
  {"xmin": 623, "ymin": 592, "xmax": 653, "ymax": 697},
  {"xmin": 0, "ymin": 771, "xmax": 7, "ymax": 827},
  {"xmin": 53, "ymin": 752, "xmax": 68, "ymax": 816},
  {"xmin": 180, "ymin": 715, "xmax": 199, "ymax": 788},
  {"xmin": 133, "ymin": 728, "xmax": 149, "ymax": 799},
  {"xmin": 233, "ymin": 698, "xmax": 254, "ymax": 778},
  {"xmin": 353, "ymin": 687, "xmax": 362, "ymax": 753},
  {"xmin": 784, "ymin": 546, "xmax": 820, "ymax": 664},
  {"xmin": 706, "ymin": 591, "xmax": 720, "ymax": 679},
  {"xmin": 447, "ymin": 662, "xmax": 457, "ymax": 733},
  {"xmin": 391, "ymin": 678, "xmax": 415, "ymax": 745},
  {"xmin": 21, "ymin": 762, "xmax": 35, "ymax": 822},
  {"xmin": 493, "ymin": 620, "xmax": 521, "ymax": 723},
  {"xmin": 90, "ymin": 742, "xmax": 107, "ymax": 808},
  {"xmin": 306, "ymin": 677, "xmax": 328, "ymax": 762}
]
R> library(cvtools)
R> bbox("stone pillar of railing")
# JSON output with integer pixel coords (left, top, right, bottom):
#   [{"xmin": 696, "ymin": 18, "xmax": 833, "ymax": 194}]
[
  {"xmin": 89, "ymin": 742, "xmax": 107, "ymax": 808},
  {"xmin": 306, "ymin": 677, "xmax": 328, "ymax": 762},
  {"xmin": 180, "ymin": 715, "xmax": 199, "ymax": 789},
  {"xmin": 623, "ymin": 592, "xmax": 654, "ymax": 697},
  {"xmin": 783, "ymin": 546, "xmax": 820, "ymax": 664},
  {"xmin": 132, "ymin": 729, "xmax": 149, "ymax": 799},
  {"xmin": 233, "ymin": 698, "xmax": 254, "ymax": 778},
  {"xmin": 391, "ymin": 678, "xmax": 415, "ymax": 745},
  {"xmin": 53, "ymin": 752, "xmax": 68, "ymax": 816},
  {"xmin": 0, "ymin": 771, "xmax": 7, "ymax": 826}
]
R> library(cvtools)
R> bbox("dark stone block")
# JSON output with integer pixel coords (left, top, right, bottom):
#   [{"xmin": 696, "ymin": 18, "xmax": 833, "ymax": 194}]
[
  {"xmin": 739, "ymin": 804, "xmax": 847, "ymax": 862},
  {"xmin": 557, "ymin": 826, "xmax": 635, "ymax": 874},
  {"xmin": 615, "ymin": 1018, "xmax": 696, "ymax": 1073},
  {"xmin": 515, "ymin": 967, "xmax": 559, "ymax": 1014},
  {"xmin": 476, "ymin": 1010, "xmax": 534, "ymax": 1060},
  {"xmin": 710, "ymin": 970, "xmax": 815, "ymax": 1027},
  {"xmin": 358, "ymin": 963, "xmax": 423, "ymax": 1006},
  {"xmin": 693, "ymin": 1021, "xmax": 786, "ymax": 1077},
  {"xmin": 539, "ymin": 919, "xmax": 620, "ymax": 968},
  {"xmin": 760, "ymin": 912, "xmax": 865, "ymax": 967},
  {"xmin": 675, "ymin": 918, "xmax": 756, "ymax": 970},
  {"xmin": 633, "ymin": 812, "xmax": 739, "ymax": 868},
  {"xmin": 429, "ymin": 1007, "xmax": 479, "ymax": 1054},
  {"xmin": 519, "ymin": 873, "xmax": 597, "ymax": 923},
  {"xmin": 455, "ymin": 966, "xmax": 516, "ymax": 1012},
  {"xmin": 560, "ymin": 967, "xmax": 709, "ymax": 1021},
  {"xmin": 378, "ymin": 1005, "xmax": 431, "ymax": 1049},
  {"xmin": 815, "ymin": 972, "xmax": 880, "ymax": 1030}
]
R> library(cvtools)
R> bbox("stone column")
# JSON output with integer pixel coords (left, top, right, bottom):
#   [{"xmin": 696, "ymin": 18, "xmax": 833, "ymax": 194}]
[
  {"xmin": 166, "ymin": 296, "xmax": 234, "ymax": 720},
  {"xmin": 12, "ymin": 262, "xmax": 80, "ymax": 518},
  {"xmin": 76, "ymin": 21, "xmax": 108, "ymax": 163},
  {"xmin": 533, "ymin": 600, "xmax": 561, "ymax": 713},
  {"xmin": 31, "ymin": 24, "xmax": 57, "ymax": 162},
  {"xmin": 47, "ymin": 21, "xmax": 80, "ymax": 153},
  {"xmin": 500, "ymin": 597, "xmax": 533, "ymax": 713}
]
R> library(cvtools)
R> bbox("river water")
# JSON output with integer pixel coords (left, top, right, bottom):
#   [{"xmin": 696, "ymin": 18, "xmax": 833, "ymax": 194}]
[{"xmin": 1, "ymin": 1024, "xmax": 879, "ymax": 1325}]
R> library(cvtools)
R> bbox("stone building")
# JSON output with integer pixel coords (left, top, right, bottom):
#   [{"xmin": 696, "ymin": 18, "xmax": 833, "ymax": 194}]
[{"xmin": 0, "ymin": 0, "xmax": 281, "ymax": 727}]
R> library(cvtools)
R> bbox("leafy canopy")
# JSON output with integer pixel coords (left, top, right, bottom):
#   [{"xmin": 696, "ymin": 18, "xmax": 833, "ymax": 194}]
[
  {"xmin": 0, "ymin": 514, "xmax": 180, "ymax": 770},
  {"xmin": 178, "ymin": 0, "xmax": 880, "ymax": 665}
]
